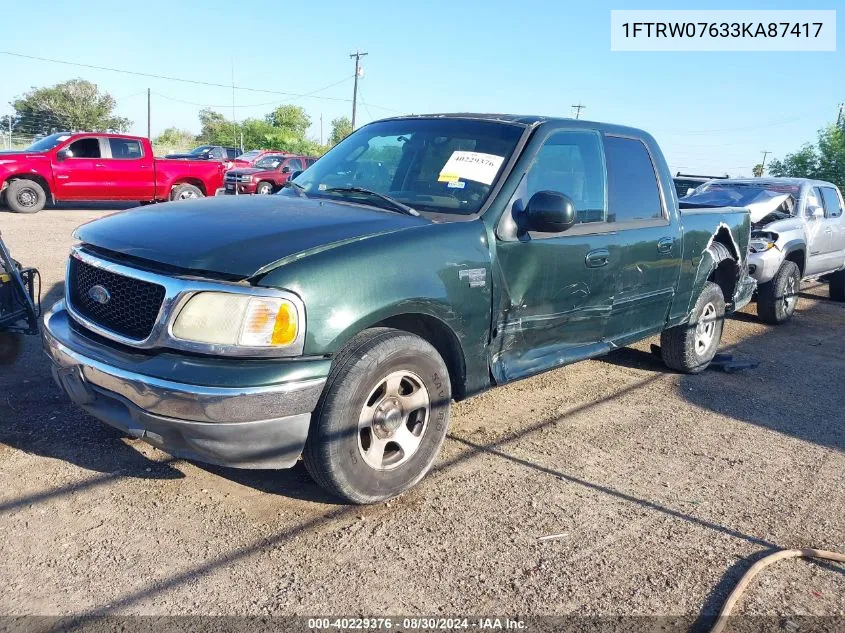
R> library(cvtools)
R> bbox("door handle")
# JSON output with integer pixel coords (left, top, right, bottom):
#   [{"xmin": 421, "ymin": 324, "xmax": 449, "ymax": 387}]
[
  {"xmin": 657, "ymin": 237, "xmax": 675, "ymax": 253},
  {"xmin": 94, "ymin": 163, "xmax": 105, "ymax": 168},
  {"xmin": 585, "ymin": 248, "xmax": 609, "ymax": 268}
]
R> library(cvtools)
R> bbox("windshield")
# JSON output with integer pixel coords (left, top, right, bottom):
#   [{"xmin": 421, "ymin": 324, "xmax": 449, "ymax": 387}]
[
  {"xmin": 290, "ymin": 118, "xmax": 525, "ymax": 215},
  {"xmin": 254, "ymin": 155, "xmax": 286, "ymax": 170},
  {"xmin": 236, "ymin": 150, "xmax": 261, "ymax": 161},
  {"xmin": 189, "ymin": 146, "xmax": 213, "ymax": 156},
  {"xmin": 26, "ymin": 133, "xmax": 72, "ymax": 152},
  {"xmin": 686, "ymin": 182, "xmax": 801, "ymax": 208}
]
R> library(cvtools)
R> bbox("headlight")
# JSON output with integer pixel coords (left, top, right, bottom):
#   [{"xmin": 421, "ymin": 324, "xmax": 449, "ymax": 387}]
[
  {"xmin": 749, "ymin": 239, "xmax": 775, "ymax": 254},
  {"xmin": 240, "ymin": 175, "xmax": 253, "ymax": 183},
  {"xmin": 172, "ymin": 292, "xmax": 300, "ymax": 348}
]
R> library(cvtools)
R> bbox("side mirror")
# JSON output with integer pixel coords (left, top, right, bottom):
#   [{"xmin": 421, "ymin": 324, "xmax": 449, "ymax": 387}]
[
  {"xmin": 808, "ymin": 205, "xmax": 824, "ymax": 219},
  {"xmin": 525, "ymin": 191, "xmax": 576, "ymax": 233},
  {"xmin": 56, "ymin": 149, "xmax": 70, "ymax": 161},
  {"xmin": 289, "ymin": 170, "xmax": 303, "ymax": 181},
  {"xmin": 281, "ymin": 166, "xmax": 291, "ymax": 174}
]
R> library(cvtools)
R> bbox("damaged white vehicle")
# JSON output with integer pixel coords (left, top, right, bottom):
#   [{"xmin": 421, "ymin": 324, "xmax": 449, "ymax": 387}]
[{"xmin": 683, "ymin": 178, "xmax": 845, "ymax": 323}]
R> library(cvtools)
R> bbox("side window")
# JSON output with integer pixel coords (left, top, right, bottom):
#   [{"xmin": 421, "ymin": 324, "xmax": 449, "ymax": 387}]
[
  {"xmin": 67, "ymin": 138, "xmax": 101, "ymax": 159},
  {"xmin": 285, "ymin": 158, "xmax": 303, "ymax": 172},
  {"xmin": 525, "ymin": 130, "xmax": 606, "ymax": 224},
  {"xmin": 226, "ymin": 148, "xmax": 239, "ymax": 159},
  {"xmin": 108, "ymin": 138, "xmax": 143, "ymax": 159},
  {"xmin": 209, "ymin": 147, "xmax": 224, "ymax": 159},
  {"xmin": 604, "ymin": 136, "xmax": 664, "ymax": 223},
  {"xmin": 820, "ymin": 187, "xmax": 843, "ymax": 218},
  {"xmin": 306, "ymin": 158, "xmax": 317, "ymax": 167}
]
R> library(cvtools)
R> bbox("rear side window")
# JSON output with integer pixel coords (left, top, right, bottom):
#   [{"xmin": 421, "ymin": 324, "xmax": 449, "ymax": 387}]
[
  {"xmin": 604, "ymin": 136, "xmax": 664, "ymax": 223},
  {"xmin": 67, "ymin": 138, "xmax": 101, "ymax": 159},
  {"xmin": 108, "ymin": 138, "xmax": 143, "ymax": 159},
  {"xmin": 305, "ymin": 158, "xmax": 317, "ymax": 167},
  {"xmin": 820, "ymin": 187, "xmax": 843, "ymax": 218},
  {"xmin": 226, "ymin": 148, "xmax": 240, "ymax": 159}
]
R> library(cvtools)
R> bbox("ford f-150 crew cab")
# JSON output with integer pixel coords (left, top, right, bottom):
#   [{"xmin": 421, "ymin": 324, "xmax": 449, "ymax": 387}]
[
  {"xmin": 43, "ymin": 114, "xmax": 755, "ymax": 504},
  {"xmin": 683, "ymin": 178, "xmax": 845, "ymax": 323},
  {"xmin": 0, "ymin": 133, "xmax": 227, "ymax": 213}
]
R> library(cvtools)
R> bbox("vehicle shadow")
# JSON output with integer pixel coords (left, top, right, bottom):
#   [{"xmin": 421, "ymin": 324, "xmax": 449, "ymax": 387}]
[{"xmin": 600, "ymin": 300, "xmax": 844, "ymax": 453}]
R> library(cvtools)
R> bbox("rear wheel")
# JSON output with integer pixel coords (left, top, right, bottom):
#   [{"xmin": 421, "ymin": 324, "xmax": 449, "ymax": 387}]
[
  {"xmin": 757, "ymin": 260, "xmax": 800, "ymax": 324},
  {"xmin": 5, "ymin": 179, "xmax": 47, "ymax": 213},
  {"xmin": 303, "ymin": 328, "xmax": 451, "ymax": 504},
  {"xmin": 660, "ymin": 281, "xmax": 725, "ymax": 374},
  {"xmin": 170, "ymin": 184, "xmax": 204, "ymax": 201},
  {"xmin": 256, "ymin": 181, "xmax": 274, "ymax": 195},
  {"xmin": 829, "ymin": 269, "xmax": 845, "ymax": 302}
]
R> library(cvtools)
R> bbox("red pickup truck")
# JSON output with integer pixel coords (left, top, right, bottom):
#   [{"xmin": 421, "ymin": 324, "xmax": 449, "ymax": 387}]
[
  {"xmin": 224, "ymin": 153, "xmax": 316, "ymax": 195},
  {"xmin": 0, "ymin": 132, "xmax": 226, "ymax": 214}
]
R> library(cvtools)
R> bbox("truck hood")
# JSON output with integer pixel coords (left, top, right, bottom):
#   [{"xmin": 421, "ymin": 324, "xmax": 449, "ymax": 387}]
[
  {"xmin": 74, "ymin": 195, "xmax": 429, "ymax": 278},
  {"xmin": 0, "ymin": 152, "xmax": 48, "ymax": 165},
  {"xmin": 226, "ymin": 167, "xmax": 265, "ymax": 176}
]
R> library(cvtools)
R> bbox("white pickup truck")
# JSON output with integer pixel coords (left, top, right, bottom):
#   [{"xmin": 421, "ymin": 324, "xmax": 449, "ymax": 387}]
[{"xmin": 683, "ymin": 178, "xmax": 845, "ymax": 323}]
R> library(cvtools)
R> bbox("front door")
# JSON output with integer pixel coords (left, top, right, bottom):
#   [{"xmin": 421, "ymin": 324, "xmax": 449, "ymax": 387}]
[
  {"xmin": 51, "ymin": 137, "xmax": 106, "ymax": 200},
  {"xmin": 493, "ymin": 128, "xmax": 617, "ymax": 382},
  {"xmin": 818, "ymin": 186, "xmax": 845, "ymax": 272}
]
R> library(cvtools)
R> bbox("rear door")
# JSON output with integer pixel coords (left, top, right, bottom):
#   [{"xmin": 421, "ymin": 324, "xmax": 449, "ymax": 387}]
[
  {"xmin": 98, "ymin": 137, "xmax": 155, "ymax": 200},
  {"xmin": 804, "ymin": 186, "xmax": 833, "ymax": 275},
  {"xmin": 50, "ymin": 136, "xmax": 107, "ymax": 200},
  {"xmin": 493, "ymin": 128, "xmax": 617, "ymax": 381},
  {"xmin": 819, "ymin": 186, "xmax": 845, "ymax": 270},
  {"xmin": 602, "ymin": 135, "xmax": 681, "ymax": 344}
]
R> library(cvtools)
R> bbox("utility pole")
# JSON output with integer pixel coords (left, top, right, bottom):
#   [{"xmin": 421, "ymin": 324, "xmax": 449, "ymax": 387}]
[
  {"xmin": 350, "ymin": 50, "xmax": 368, "ymax": 130},
  {"xmin": 231, "ymin": 60, "xmax": 238, "ymax": 147},
  {"xmin": 759, "ymin": 150, "xmax": 770, "ymax": 177},
  {"xmin": 320, "ymin": 113, "xmax": 323, "ymax": 146},
  {"xmin": 837, "ymin": 102, "xmax": 845, "ymax": 127},
  {"xmin": 572, "ymin": 102, "xmax": 585, "ymax": 119},
  {"xmin": 7, "ymin": 115, "xmax": 11, "ymax": 150},
  {"xmin": 147, "ymin": 88, "xmax": 151, "ymax": 139}
]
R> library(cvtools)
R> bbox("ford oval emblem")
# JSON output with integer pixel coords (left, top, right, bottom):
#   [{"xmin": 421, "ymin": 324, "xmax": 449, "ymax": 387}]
[{"xmin": 88, "ymin": 285, "xmax": 111, "ymax": 305}]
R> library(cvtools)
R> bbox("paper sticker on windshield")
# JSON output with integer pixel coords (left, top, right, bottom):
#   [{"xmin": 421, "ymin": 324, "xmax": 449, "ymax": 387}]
[
  {"xmin": 447, "ymin": 180, "xmax": 466, "ymax": 189},
  {"xmin": 438, "ymin": 151, "xmax": 504, "ymax": 186}
]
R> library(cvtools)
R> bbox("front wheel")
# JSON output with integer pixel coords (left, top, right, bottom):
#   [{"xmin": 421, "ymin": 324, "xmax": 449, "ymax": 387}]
[
  {"xmin": 5, "ymin": 179, "xmax": 47, "ymax": 213},
  {"xmin": 660, "ymin": 281, "xmax": 725, "ymax": 374},
  {"xmin": 303, "ymin": 328, "xmax": 451, "ymax": 504},
  {"xmin": 256, "ymin": 181, "xmax": 274, "ymax": 195},
  {"xmin": 757, "ymin": 260, "xmax": 800, "ymax": 324},
  {"xmin": 170, "ymin": 184, "xmax": 204, "ymax": 201}
]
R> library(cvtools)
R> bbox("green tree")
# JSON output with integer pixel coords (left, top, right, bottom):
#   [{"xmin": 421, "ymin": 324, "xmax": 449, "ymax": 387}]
[
  {"xmin": 153, "ymin": 127, "xmax": 196, "ymax": 147},
  {"xmin": 11, "ymin": 79, "xmax": 131, "ymax": 134},
  {"xmin": 752, "ymin": 164, "xmax": 764, "ymax": 177},
  {"xmin": 197, "ymin": 108, "xmax": 240, "ymax": 146},
  {"xmin": 265, "ymin": 105, "xmax": 311, "ymax": 138},
  {"xmin": 329, "ymin": 116, "xmax": 352, "ymax": 146},
  {"xmin": 768, "ymin": 125, "xmax": 845, "ymax": 191}
]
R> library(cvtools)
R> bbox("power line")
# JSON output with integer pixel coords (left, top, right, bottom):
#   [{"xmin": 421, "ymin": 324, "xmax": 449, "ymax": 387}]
[{"xmin": 0, "ymin": 50, "xmax": 374, "ymax": 105}]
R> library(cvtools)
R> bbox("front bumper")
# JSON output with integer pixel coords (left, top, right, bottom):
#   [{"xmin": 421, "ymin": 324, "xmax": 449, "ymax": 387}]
[
  {"xmin": 747, "ymin": 247, "xmax": 783, "ymax": 284},
  {"xmin": 43, "ymin": 302, "xmax": 326, "ymax": 469},
  {"xmin": 222, "ymin": 181, "xmax": 257, "ymax": 195}
]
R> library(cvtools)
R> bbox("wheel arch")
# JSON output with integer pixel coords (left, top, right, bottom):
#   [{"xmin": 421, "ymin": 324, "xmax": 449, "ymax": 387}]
[
  {"xmin": 781, "ymin": 239, "xmax": 806, "ymax": 277},
  {"xmin": 336, "ymin": 309, "xmax": 468, "ymax": 401},
  {"xmin": 4, "ymin": 173, "xmax": 53, "ymax": 201},
  {"xmin": 170, "ymin": 178, "xmax": 206, "ymax": 196}
]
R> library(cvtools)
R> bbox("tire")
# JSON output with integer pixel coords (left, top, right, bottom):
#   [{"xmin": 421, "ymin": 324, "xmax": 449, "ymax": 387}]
[
  {"xmin": 256, "ymin": 181, "xmax": 274, "ymax": 195},
  {"xmin": 660, "ymin": 281, "xmax": 725, "ymax": 374},
  {"xmin": 5, "ymin": 179, "xmax": 47, "ymax": 214},
  {"xmin": 757, "ymin": 260, "xmax": 800, "ymax": 324},
  {"xmin": 829, "ymin": 269, "xmax": 845, "ymax": 302},
  {"xmin": 303, "ymin": 328, "xmax": 451, "ymax": 504},
  {"xmin": 170, "ymin": 184, "xmax": 204, "ymax": 201}
]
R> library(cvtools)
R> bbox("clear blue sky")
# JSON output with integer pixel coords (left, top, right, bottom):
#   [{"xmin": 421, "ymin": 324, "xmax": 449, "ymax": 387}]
[{"xmin": 0, "ymin": 0, "xmax": 841, "ymax": 176}]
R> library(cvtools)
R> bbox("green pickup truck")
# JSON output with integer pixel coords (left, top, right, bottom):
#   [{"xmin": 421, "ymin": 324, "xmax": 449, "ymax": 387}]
[{"xmin": 43, "ymin": 114, "xmax": 755, "ymax": 503}]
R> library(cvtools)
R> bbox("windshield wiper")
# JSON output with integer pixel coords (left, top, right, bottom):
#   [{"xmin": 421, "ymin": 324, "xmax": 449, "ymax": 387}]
[
  {"xmin": 283, "ymin": 180, "xmax": 307, "ymax": 197},
  {"xmin": 324, "ymin": 187, "xmax": 419, "ymax": 217}
]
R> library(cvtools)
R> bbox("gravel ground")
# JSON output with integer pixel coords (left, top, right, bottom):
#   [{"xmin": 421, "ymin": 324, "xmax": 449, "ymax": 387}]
[{"xmin": 0, "ymin": 207, "xmax": 842, "ymax": 629}]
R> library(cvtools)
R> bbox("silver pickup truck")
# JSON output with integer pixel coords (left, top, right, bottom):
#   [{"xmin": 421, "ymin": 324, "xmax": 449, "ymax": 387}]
[{"xmin": 683, "ymin": 178, "xmax": 845, "ymax": 323}]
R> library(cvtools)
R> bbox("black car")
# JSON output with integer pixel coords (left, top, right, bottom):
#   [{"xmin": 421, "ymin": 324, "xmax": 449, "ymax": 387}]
[{"xmin": 165, "ymin": 145, "xmax": 240, "ymax": 161}]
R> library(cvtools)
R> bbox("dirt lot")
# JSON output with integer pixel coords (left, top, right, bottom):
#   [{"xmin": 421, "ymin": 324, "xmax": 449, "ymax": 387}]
[{"xmin": 0, "ymin": 207, "xmax": 843, "ymax": 628}]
